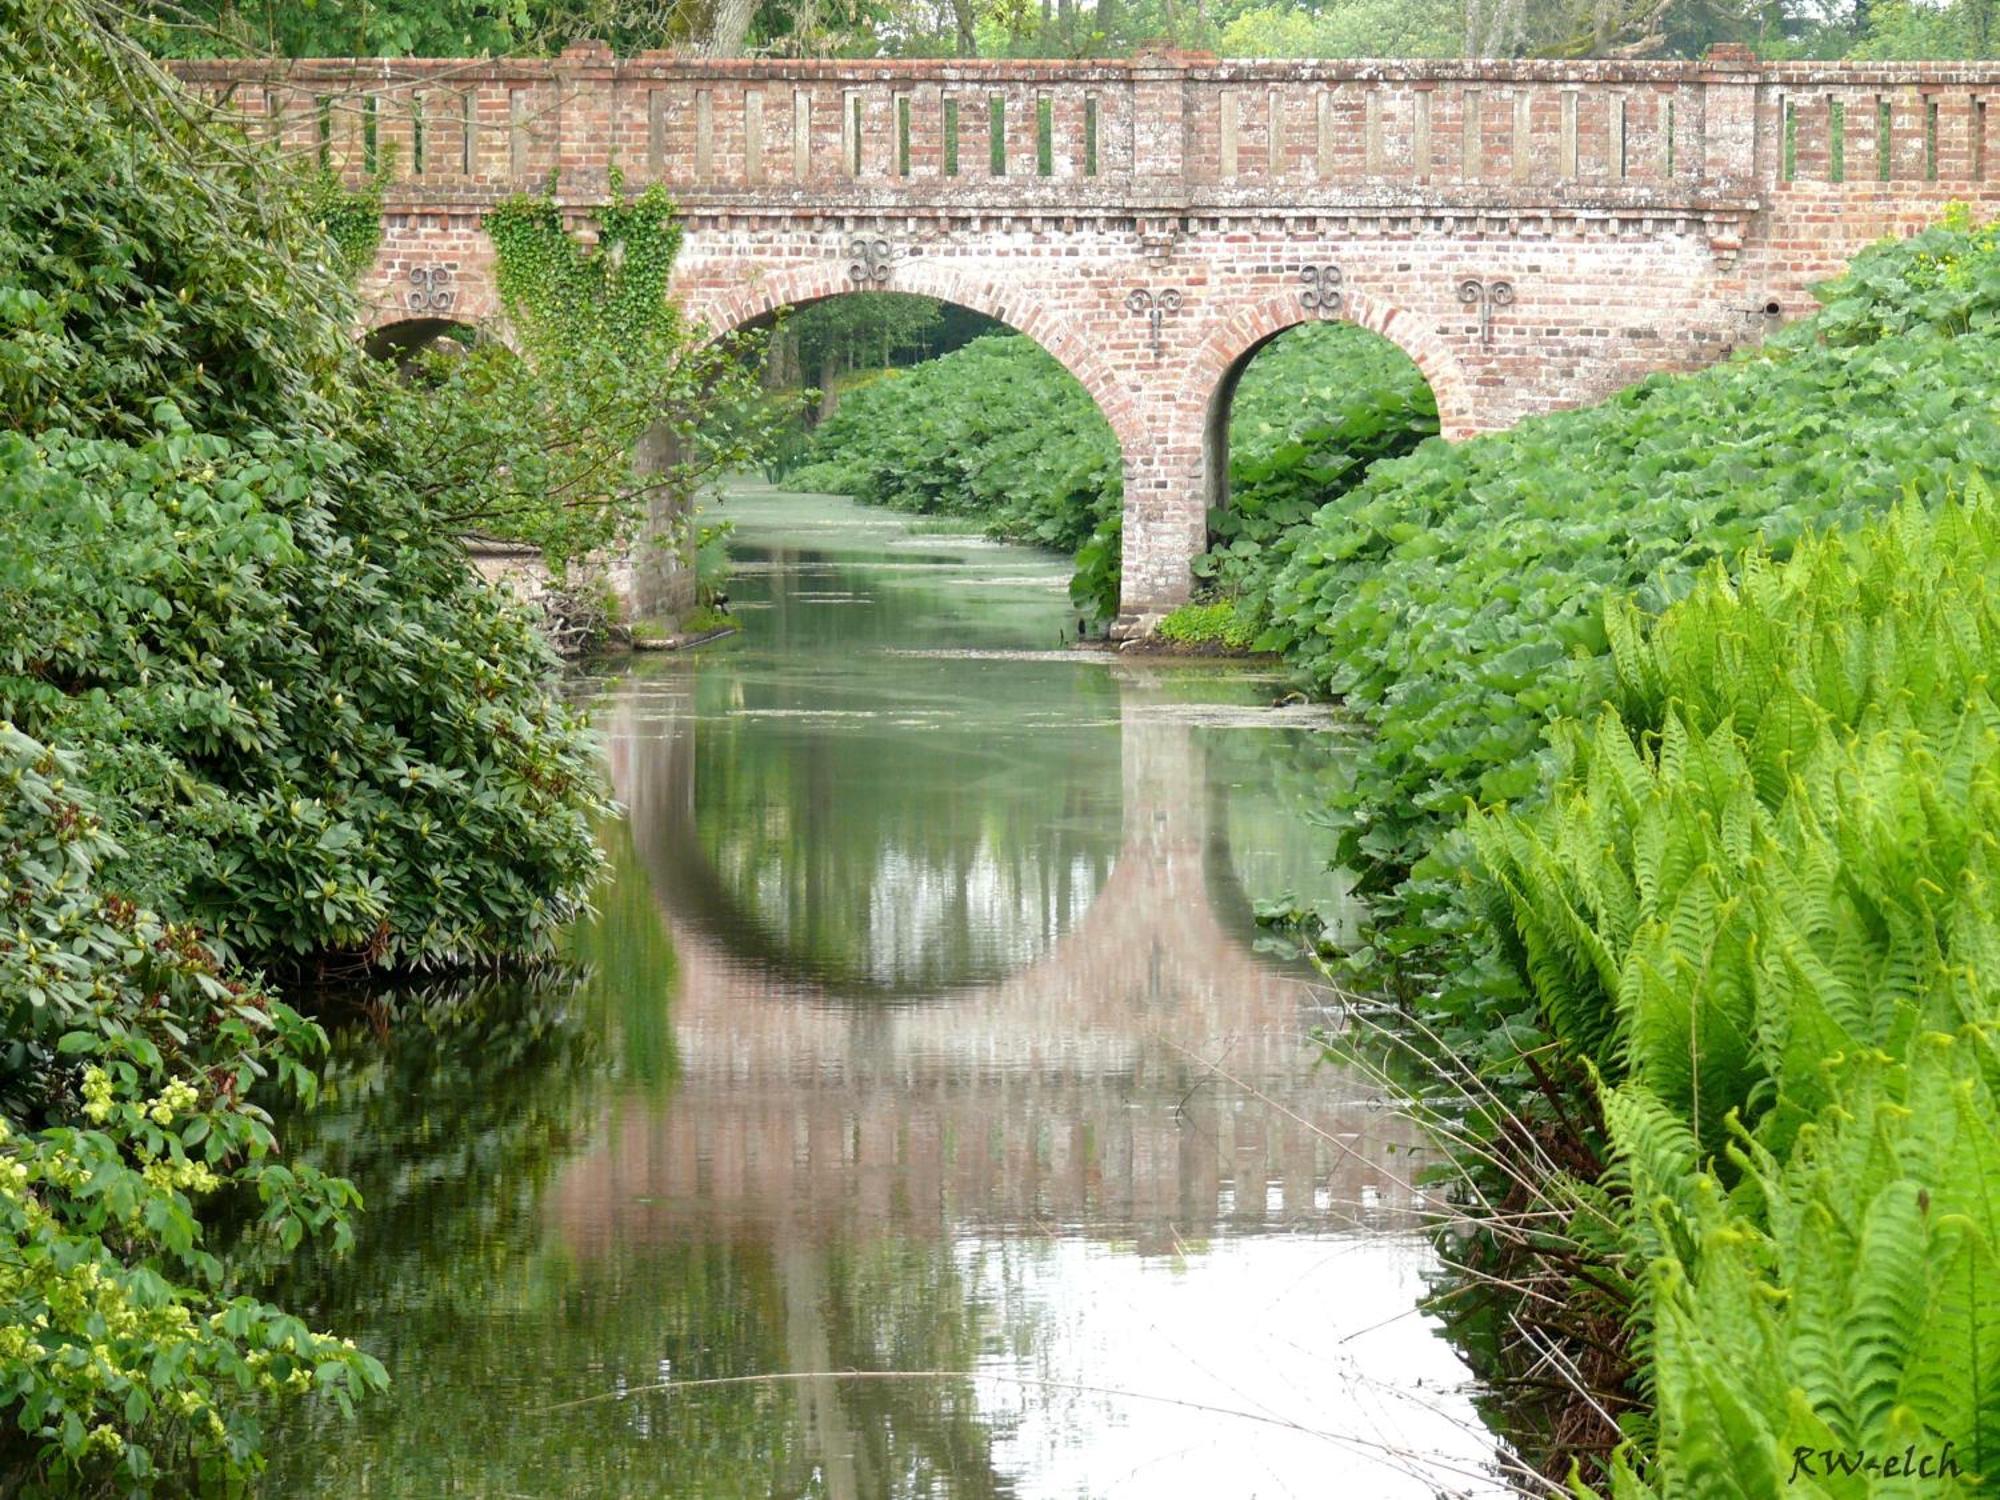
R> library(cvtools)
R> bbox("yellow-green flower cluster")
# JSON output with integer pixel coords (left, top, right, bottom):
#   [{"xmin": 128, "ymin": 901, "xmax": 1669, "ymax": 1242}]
[
  {"xmin": 79, "ymin": 1065, "xmax": 114, "ymax": 1124},
  {"xmin": 140, "ymin": 1157, "xmax": 220, "ymax": 1195},
  {"xmin": 146, "ymin": 1077, "xmax": 199, "ymax": 1127}
]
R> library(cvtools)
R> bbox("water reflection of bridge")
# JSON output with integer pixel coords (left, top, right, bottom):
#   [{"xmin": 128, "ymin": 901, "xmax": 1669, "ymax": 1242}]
[{"xmin": 551, "ymin": 663, "xmax": 1429, "ymax": 1258}]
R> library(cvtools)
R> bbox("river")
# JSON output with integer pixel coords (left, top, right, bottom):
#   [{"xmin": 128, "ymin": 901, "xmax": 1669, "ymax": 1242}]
[{"xmin": 257, "ymin": 485, "xmax": 1509, "ymax": 1498}]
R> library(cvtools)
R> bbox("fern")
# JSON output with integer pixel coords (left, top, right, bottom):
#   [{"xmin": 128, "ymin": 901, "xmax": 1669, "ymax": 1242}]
[{"xmin": 1472, "ymin": 489, "xmax": 2000, "ymax": 1493}]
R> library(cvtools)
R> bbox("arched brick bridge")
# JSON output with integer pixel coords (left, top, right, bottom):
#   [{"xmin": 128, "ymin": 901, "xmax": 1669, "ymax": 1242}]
[{"xmin": 177, "ymin": 48, "xmax": 2000, "ymax": 632}]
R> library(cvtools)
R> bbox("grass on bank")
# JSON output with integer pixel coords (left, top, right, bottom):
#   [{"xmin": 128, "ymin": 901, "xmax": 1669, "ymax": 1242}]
[{"xmin": 1154, "ymin": 599, "xmax": 1263, "ymax": 650}]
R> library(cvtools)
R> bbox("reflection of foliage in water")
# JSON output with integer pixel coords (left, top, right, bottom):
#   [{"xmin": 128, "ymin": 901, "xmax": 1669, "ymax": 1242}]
[
  {"xmin": 682, "ymin": 660, "xmax": 1123, "ymax": 996},
  {"xmin": 250, "ymin": 817, "xmax": 688, "ymax": 1486},
  {"xmin": 816, "ymin": 1239, "xmax": 1013, "ymax": 1499},
  {"xmin": 263, "ymin": 818, "xmax": 676, "ymax": 1293},
  {"xmin": 1200, "ymin": 722, "xmax": 1362, "ymax": 950},
  {"xmin": 250, "ymin": 820, "xmax": 1017, "ymax": 1497}
]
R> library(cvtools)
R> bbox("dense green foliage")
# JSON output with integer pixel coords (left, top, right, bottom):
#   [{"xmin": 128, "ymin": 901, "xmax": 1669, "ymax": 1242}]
[
  {"xmin": 4, "ymin": 410, "xmax": 609, "ymax": 965},
  {"xmin": 1469, "ymin": 492, "xmax": 2000, "ymax": 1494},
  {"xmin": 0, "ymin": 4, "xmax": 618, "ymax": 1486},
  {"xmin": 1259, "ymin": 212, "xmax": 2000, "ymax": 994},
  {"xmin": 0, "ymin": 729, "xmax": 386, "ymax": 1491},
  {"xmin": 788, "ymin": 333, "xmax": 1124, "ymax": 573},
  {"xmin": 1, "ymin": 10, "xmax": 612, "ymax": 967}
]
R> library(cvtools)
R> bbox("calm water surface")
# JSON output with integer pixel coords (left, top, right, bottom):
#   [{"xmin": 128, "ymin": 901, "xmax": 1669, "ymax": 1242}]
[{"xmin": 259, "ymin": 487, "xmax": 1507, "ymax": 1498}]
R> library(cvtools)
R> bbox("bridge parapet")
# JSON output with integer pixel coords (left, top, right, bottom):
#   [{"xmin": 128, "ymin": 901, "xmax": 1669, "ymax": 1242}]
[{"xmin": 173, "ymin": 50, "xmax": 2000, "ymax": 219}]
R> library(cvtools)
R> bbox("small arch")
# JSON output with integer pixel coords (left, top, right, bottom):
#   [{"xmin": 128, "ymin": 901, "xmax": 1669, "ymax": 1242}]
[
  {"xmin": 1184, "ymin": 284, "xmax": 1472, "ymax": 440},
  {"xmin": 1182, "ymin": 289, "xmax": 1473, "ymax": 492},
  {"xmin": 361, "ymin": 316, "xmax": 500, "ymax": 365}
]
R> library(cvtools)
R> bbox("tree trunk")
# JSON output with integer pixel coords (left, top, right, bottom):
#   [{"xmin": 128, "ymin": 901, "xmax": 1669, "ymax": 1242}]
[
  {"xmin": 701, "ymin": 0, "xmax": 759, "ymax": 55},
  {"xmin": 1592, "ymin": 0, "xmax": 1618, "ymax": 52},
  {"xmin": 951, "ymin": 0, "xmax": 979, "ymax": 54},
  {"xmin": 817, "ymin": 352, "xmax": 840, "ymax": 422},
  {"xmin": 766, "ymin": 326, "xmax": 799, "ymax": 390}
]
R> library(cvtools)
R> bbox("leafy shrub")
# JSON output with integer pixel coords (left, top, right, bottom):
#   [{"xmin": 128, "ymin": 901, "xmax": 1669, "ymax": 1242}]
[
  {"xmin": 1468, "ymin": 490, "xmax": 2000, "ymax": 1492},
  {"xmin": 1155, "ymin": 599, "xmax": 1261, "ymax": 649},
  {"xmin": 0, "ymin": 726, "xmax": 385, "ymax": 1491},
  {"xmin": 0, "ymin": 5, "xmax": 611, "ymax": 970},
  {"xmin": 1264, "ymin": 215, "xmax": 2000, "ymax": 973}
]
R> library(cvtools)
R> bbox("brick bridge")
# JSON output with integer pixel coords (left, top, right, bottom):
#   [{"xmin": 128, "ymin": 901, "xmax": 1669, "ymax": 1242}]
[{"xmin": 179, "ymin": 50, "xmax": 2000, "ymax": 632}]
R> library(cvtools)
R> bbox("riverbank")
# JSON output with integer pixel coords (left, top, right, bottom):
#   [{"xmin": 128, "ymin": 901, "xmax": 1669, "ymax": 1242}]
[
  {"xmin": 1280, "ymin": 216, "xmax": 2000, "ymax": 1491},
  {"xmin": 0, "ymin": 17, "xmax": 609, "ymax": 1491}
]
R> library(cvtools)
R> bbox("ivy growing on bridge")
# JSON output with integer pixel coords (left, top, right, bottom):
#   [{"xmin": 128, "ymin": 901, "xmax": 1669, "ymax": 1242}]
[
  {"xmin": 301, "ymin": 166, "xmax": 385, "ymax": 280},
  {"xmin": 433, "ymin": 172, "xmax": 779, "ymax": 585},
  {"xmin": 485, "ymin": 171, "xmax": 685, "ymax": 360}
]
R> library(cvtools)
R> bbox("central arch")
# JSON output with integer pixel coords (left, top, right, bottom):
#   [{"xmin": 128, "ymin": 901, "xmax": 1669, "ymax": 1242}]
[
  {"xmin": 670, "ymin": 261, "xmax": 1147, "ymax": 624},
  {"xmin": 673, "ymin": 261, "xmax": 1145, "ymax": 461}
]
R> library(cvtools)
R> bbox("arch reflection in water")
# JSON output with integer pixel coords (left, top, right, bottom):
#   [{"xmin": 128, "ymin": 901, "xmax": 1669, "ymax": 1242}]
[
  {"xmin": 256, "ymin": 493, "xmax": 1508, "ymax": 1498},
  {"xmin": 643, "ymin": 653, "xmax": 1125, "ymax": 999},
  {"xmin": 584, "ymin": 670, "xmax": 1413, "ymax": 1255}
]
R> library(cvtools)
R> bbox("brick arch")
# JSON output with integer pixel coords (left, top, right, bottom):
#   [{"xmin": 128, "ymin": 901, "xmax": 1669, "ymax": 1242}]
[
  {"xmin": 1177, "ymin": 287, "xmax": 1474, "ymax": 529},
  {"xmin": 673, "ymin": 261, "xmax": 1145, "ymax": 458},
  {"xmin": 1182, "ymin": 286, "xmax": 1474, "ymax": 453}
]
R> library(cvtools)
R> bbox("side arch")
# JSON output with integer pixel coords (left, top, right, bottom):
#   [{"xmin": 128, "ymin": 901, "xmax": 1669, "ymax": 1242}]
[
  {"xmin": 671, "ymin": 260, "xmax": 1144, "ymax": 459},
  {"xmin": 361, "ymin": 316, "xmax": 501, "ymax": 362},
  {"xmin": 1185, "ymin": 286, "xmax": 1471, "ymax": 439},
  {"xmin": 1180, "ymin": 288, "xmax": 1474, "ymax": 518}
]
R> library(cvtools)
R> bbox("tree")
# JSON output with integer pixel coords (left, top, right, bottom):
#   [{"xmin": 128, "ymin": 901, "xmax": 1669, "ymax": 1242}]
[{"xmin": 774, "ymin": 295, "xmax": 950, "ymax": 420}]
